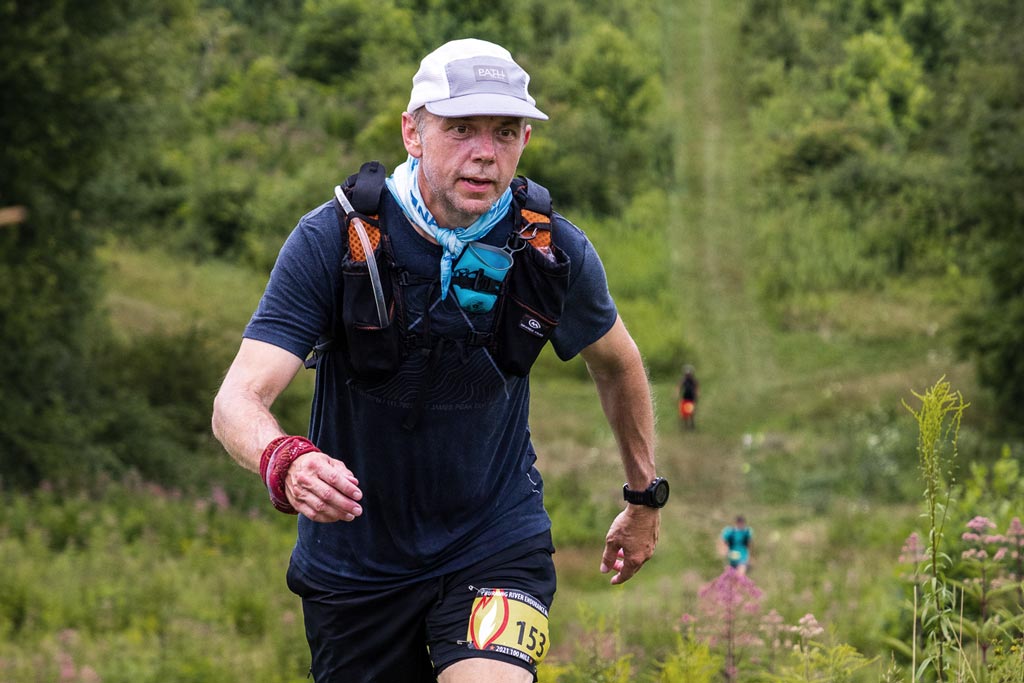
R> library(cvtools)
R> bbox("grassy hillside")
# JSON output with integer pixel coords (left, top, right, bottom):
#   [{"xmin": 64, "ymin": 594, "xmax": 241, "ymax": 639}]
[{"xmin": 2, "ymin": 1, "xmax": 1018, "ymax": 682}]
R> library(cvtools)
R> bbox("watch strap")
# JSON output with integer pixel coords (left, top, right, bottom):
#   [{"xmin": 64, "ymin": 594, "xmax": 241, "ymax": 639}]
[{"xmin": 623, "ymin": 477, "xmax": 669, "ymax": 508}]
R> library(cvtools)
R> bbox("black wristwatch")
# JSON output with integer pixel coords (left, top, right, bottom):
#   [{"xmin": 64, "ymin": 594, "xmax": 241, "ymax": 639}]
[{"xmin": 623, "ymin": 477, "xmax": 670, "ymax": 508}]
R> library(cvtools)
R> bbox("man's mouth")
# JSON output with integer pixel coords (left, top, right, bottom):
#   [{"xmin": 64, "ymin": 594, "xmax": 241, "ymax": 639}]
[{"xmin": 460, "ymin": 176, "xmax": 494, "ymax": 192}]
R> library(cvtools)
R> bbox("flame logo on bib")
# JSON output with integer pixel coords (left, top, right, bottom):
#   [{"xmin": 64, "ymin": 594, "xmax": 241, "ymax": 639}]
[{"xmin": 469, "ymin": 589, "xmax": 510, "ymax": 650}]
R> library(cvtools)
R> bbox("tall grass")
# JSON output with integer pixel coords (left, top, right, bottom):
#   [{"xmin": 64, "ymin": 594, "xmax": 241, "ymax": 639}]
[{"xmin": 0, "ymin": 479, "xmax": 308, "ymax": 683}]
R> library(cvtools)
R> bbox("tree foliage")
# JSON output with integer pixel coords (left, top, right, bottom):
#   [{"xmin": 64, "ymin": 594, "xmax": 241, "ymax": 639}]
[
  {"xmin": 0, "ymin": 0, "xmax": 197, "ymax": 487},
  {"xmin": 0, "ymin": 0, "xmax": 674, "ymax": 489},
  {"xmin": 739, "ymin": 0, "xmax": 1024, "ymax": 432}
]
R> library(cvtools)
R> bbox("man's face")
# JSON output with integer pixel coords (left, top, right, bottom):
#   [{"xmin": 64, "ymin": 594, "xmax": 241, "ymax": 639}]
[{"xmin": 402, "ymin": 111, "xmax": 531, "ymax": 228}]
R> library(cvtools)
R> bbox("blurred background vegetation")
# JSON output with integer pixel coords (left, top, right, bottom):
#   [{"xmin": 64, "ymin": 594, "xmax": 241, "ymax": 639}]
[{"xmin": 1, "ymin": 0, "xmax": 1022, "ymax": 680}]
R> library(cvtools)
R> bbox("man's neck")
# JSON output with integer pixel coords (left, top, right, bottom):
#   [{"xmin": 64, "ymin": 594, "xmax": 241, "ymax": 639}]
[{"xmin": 404, "ymin": 215, "xmax": 439, "ymax": 245}]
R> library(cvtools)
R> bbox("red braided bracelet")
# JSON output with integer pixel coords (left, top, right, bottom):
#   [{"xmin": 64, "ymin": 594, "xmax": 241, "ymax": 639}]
[{"xmin": 259, "ymin": 436, "xmax": 320, "ymax": 514}]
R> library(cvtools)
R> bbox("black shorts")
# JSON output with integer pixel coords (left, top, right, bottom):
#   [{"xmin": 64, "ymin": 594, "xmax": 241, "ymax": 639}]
[{"xmin": 286, "ymin": 531, "xmax": 556, "ymax": 682}]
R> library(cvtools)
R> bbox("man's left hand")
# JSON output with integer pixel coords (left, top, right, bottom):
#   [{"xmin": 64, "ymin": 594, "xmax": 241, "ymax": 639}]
[{"xmin": 600, "ymin": 506, "xmax": 660, "ymax": 585}]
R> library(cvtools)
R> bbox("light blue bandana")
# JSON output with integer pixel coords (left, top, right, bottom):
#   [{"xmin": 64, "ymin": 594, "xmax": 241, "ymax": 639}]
[{"xmin": 386, "ymin": 156, "xmax": 512, "ymax": 298}]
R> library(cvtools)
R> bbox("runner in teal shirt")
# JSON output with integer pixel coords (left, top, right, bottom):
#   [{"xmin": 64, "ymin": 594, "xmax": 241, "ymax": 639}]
[{"xmin": 720, "ymin": 515, "xmax": 753, "ymax": 574}]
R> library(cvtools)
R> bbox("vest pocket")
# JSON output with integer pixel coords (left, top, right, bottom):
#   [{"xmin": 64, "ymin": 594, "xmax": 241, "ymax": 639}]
[
  {"xmin": 340, "ymin": 252, "xmax": 403, "ymax": 379},
  {"xmin": 495, "ymin": 243, "xmax": 570, "ymax": 376}
]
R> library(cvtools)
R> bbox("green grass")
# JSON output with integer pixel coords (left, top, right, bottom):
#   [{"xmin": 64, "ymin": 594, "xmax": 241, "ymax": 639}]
[
  {"xmin": 4, "ymin": 204, "xmax": 1005, "ymax": 681},
  {"xmin": 98, "ymin": 241, "xmax": 269, "ymax": 342}
]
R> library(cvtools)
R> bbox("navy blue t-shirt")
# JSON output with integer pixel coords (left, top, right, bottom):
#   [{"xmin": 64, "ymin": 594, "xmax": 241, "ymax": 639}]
[{"xmin": 245, "ymin": 189, "xmax": 617, "ymax": 588}]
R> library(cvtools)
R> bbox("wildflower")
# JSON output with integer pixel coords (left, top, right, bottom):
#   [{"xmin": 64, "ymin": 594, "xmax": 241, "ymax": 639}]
[
  {"xmin": 760, "ymin": 609, "xmax": 786, "ymax": 652},
  {"xmin": 697, "ymin": 568, "xmax": 764, "ymax": 679},
  {"xmin": 898, "ymin": 532, "xmax": 927, "ymax": 564},
  {"xmin": 760, "ymin": 609, "xmax": 784, "ymax": 632},
  {"xmin": 795, "ymin": 613, "xmax": 825, "ymax": 640},
  {"xmin": 1006, "ymin": 517, "xmax": 1024, "ymax": 541},
  {"xmin": 677, "ymin": 612, "xmax": 697, "ymax": 636},
  {"xmin": 994, "ymin": 547, "xmax": 1007, "ymax": 561},
  {"xmin": 58, "ymin": 652, "xmax": 76, "ymax": 682},
  {"xmin": 698, "ymin": 567, "xmax": 764, "ymax": 618},
  {"xmin": 211, "ymin": 485, "xmax": 230, "ymax": 511},
  {"xmin": 966, "ymin": 516, "xmax": 996, "ymax": 533}
]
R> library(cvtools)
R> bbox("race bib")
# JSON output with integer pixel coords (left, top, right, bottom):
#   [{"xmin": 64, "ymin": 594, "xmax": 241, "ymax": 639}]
[{"xmin": 466, "ymin": 587, "xmax": 550, "ymax": 665}]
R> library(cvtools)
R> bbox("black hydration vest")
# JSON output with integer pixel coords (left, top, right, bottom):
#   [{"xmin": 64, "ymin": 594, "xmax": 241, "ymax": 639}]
[{"xmin": 307, "ymin": 161, "xmax": 572, "ymax": 402}]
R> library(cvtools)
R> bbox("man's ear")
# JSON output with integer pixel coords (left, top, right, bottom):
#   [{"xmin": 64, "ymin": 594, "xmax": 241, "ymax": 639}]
[
  {"xmin": 401, "ymin": 112, "xmax": 423, "ymax": 159},
  {"xmin": 523, "ymin": 124, "xmax": 532, "ymax": 148}
]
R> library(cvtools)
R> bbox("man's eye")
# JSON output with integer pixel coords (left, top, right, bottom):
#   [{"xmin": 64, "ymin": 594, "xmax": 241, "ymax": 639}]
[{"xmin": 453, "ymin": 125, "xmax": 470, "ymax": 135}]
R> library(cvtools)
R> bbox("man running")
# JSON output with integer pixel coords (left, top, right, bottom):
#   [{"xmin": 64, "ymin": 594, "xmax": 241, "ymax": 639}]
[{"xmin": 212, "ymin": 38, "xmax": 665, "ymax": 682}]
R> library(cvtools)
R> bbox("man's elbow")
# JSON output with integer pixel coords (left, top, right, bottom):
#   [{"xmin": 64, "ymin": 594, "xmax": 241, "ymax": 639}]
[{"xmin": 210, "ymin": 383, "xmax": 234, "ymax": 444}]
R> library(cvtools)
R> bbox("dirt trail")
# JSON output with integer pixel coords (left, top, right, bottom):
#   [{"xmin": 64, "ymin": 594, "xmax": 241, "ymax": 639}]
[{"xmin": 658, "ymin": 0, "xmax": 782, "ymax": 507}]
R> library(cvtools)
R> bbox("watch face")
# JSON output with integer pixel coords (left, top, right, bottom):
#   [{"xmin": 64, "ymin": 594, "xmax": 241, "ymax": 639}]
[{"xmin": 652, "ymin": 479, "xmax": 670, "ymax": 506}]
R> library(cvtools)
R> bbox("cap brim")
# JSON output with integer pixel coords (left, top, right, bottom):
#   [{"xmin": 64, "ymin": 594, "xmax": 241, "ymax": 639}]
[{"xmin": 425, "ymin": 94, "xmax": 548, "ymax": 121}]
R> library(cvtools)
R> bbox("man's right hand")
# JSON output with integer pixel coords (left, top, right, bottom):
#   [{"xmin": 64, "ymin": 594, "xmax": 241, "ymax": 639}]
[{"xmin": 284, "ymin": 451, "xmax": 363, "ymax": 522}]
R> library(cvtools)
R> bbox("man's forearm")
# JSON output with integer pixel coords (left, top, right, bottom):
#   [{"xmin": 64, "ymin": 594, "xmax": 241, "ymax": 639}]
[
  {"xmin": 212, "ymin": 389, "xmax": 287, "ymax": 474},
  {"xmin": 211, "ymin": 339, "xmax": 304, "ymax": 473},
  {"xmin": 595, "ymin": 363, "xmax": 656, "ymax": 487},
  {"xmin": 583, "ymin": 324, "xmax": 657, "ymax": 488}
]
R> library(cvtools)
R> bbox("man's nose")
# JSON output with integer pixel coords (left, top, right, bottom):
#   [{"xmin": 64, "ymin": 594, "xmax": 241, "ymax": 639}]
[{"xmin": 471, "ymin": 132, "xmax": 496, "ymax": 161}]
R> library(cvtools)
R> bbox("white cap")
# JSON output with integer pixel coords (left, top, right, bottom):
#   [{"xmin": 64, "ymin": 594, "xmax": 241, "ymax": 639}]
[{"xmin": 407, "ymin": 39, "xmax": 548, "ymax": 120}]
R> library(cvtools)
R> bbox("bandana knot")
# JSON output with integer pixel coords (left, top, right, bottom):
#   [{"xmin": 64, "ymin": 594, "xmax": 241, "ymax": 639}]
[{"xmin": 385, "ymin": 156, "xmax": 511, "ymax": 297}]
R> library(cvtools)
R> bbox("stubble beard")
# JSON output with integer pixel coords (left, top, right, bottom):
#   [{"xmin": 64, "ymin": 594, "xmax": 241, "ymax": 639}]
[{"xmin": 419, "ymin": 162, "xmax": 497, "ymax": 229}]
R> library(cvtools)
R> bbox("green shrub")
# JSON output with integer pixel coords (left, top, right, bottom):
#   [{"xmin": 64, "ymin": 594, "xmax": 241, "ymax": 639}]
[{"xmin": 655, "ymin": 634, "xmax": 722, "ymax": 683}]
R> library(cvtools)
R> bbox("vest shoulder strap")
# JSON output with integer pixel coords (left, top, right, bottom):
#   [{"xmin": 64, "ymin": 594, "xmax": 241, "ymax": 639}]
[
  {"xmin": 510, "ymin": 176, "xmax": 555, "ymax": 249},
  {"xmin": 306, "ymin": 162, "xmax": 390, "ymax": 370},
  {"xmin": 511, "ymin": 175, "xmax": 552, "ymax": 215},
  {"xmin": 344, "ymin": 160, "xmax": 387, "ymax": 215},
  {"xmin": 336, "ymin": 161, "xmax": 388, "ymax": 262}
]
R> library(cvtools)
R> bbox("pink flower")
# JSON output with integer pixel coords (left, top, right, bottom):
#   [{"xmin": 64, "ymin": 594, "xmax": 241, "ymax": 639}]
[
  {"xmin": 760, "ymin": 609, "xmax": 784, "ymax": 630},
  {"xmin": 795, "ymin": 613, "xmax": 825, "ymax": 640},
  {"xmin": 966, "ymin": 516, "xmax": 996, "ymax": 533},
  {"xmin": 994, "ymin": 547, "xmax": 1008, "ymax": 561},
  {"xmin": 760, "ymin": 610, "xmax": 786, "ymax": 652},
  {"xmin": 697, "ymin": 568, "xmax": 764, "ymax": 648},
  {"xmin": 1006, "ymin": 517, "xmax": 1024, "ymax": 541},
  {"xmin": 898, "ymin": 532, "xmax": 927, "ymax": 564},
  {"xmin": 210, "ymin": 485, "xmax": 230, "ymax": 511},
  {"xmin": 962, "ymin": 532, "xmax": 981, "ymax": 543},
  {"xmin": 58, "ymin": 653, "xmax": 76, "ymax": 682}
]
